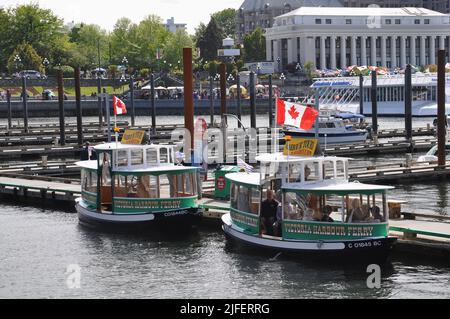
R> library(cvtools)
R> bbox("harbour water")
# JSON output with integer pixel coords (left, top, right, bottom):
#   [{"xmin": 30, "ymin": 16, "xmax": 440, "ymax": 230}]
[
  {"xmin": 0, "ymin": 203, "xmax": 449, "ymax": 299},
  {"xmin": 0, "ymin": 115, "xmax": 449, "ymax": 298}
]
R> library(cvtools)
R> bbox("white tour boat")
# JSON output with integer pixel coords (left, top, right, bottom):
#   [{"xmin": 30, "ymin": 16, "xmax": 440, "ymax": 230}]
[
  {"xmin": 311, "ymin": 73, "xmax": 450, "ymax": 116},
  {"xmin": 222, "ymin": 152, "xmax": 397, "ymax": 262},
  {"xmin": 76, "ymin": 142, "xmax": 202, "ymax": 231}
]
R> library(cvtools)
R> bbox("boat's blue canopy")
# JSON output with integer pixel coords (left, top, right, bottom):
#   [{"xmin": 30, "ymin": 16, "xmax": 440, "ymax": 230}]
[{"xmin": 335, "ymin": 112, "xmax": 365, "ymax": 119}]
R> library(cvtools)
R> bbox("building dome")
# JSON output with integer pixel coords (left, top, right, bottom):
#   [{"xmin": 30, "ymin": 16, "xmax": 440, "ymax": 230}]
[{"xmin": 239, "ymin": 0, "xmax": 343, "ymax": 12}]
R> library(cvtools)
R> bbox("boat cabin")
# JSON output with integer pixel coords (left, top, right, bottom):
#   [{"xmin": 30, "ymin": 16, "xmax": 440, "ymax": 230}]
[
  {"xmin": 77, "ymin": 143, "xmax": 199, "ymax": 214},
  {"xmin": 226, "ymin": 154, "xmax": 393, "ymax": 241}
]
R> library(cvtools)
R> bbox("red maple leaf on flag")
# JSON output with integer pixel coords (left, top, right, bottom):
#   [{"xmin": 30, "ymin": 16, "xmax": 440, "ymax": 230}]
[{"xmin": 288, "ymin": 105, "xmax": 300, "ymax": 120}]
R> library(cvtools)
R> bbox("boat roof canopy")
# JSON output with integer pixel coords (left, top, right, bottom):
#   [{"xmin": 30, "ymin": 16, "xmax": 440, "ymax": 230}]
[
  {"xmin": 282, "ymin": 180, "xmax": 394, "ymax": 196},
  {"xmin": 76, "ymin": 160, "xmax": 198, "ymax": 175},
  {"xmin": 256, "ymin": 153, "xmax": 351, "ymax": 164},
  {"xmin": 225, "ymin": 172, "xmax": 260, "ymax": 189}
]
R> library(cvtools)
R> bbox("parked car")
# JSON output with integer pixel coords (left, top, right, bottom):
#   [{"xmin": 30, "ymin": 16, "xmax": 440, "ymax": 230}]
[{"xmin": 13, "ymin": 70, "xmax": 46, "ymax": 79}]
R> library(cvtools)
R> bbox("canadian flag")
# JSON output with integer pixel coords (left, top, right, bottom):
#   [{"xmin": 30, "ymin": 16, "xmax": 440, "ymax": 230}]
[
  {"xmin": 276, "ymin": 98, "xmax": 318, "ymax": 130},
  {"xmin": 113, "ymin": 96, "xmax": 127, "ymax": 115}
]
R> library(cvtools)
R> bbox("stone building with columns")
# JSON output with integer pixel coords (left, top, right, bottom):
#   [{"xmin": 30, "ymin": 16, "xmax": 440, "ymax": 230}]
[{"xmin": 264, "ymin": 7, "xmax": 450, "ymax": 71}]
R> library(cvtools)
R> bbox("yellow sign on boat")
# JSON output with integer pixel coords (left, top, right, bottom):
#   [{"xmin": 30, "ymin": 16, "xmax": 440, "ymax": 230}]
[
  {"xmin": 121, "ymin": 129, "xmax": 146, "ymax": 145},
  {"xmin": 283, "ymin": 138, "xmax": 318, "ymax": 157}
]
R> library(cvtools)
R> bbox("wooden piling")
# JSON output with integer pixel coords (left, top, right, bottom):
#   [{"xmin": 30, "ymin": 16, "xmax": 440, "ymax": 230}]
[
  {"xmin": 74, "ymin": 67, "xmax": 83, "ymax": 146},
  {"xmin": 371, "ymin": 71, "xmax": 378, "ymax": 135},
  {"xmin": 268, "ymin": 74, "xmax": 273, "ymax": 128},
  {"xmin": 405, "ymin": 64, "xmax": 413, "ymax": 150},
  {"xmin": 249, "ymin": 71, "xmax": 256, "ymax": 129},
  {"xmin": 57, "ymin": 70, "xmax": 66, "ymax": 146},
  {"xmin": 183, "ymin": 48, "xmax": 194, "ymax": 149},
  {"xmin": 437, "ymin": 50, "xmax": 446, "ymax": 166},
  {"xmin": 97, "ymin": 76, "xmax": 103, "ymax": 128},
  {"xmin": 129, "ymin": 77, "xmax": 135, "ymax": 127},
  {"xmin": 209, "ymin": 76, "xmax": 214, "ymax": 126},
  {"xmin": 236, "ymin": 73, "xmax": 242, "ymax": 128},
  {"xmin": 359, "ymin": 75, "xmax": 364, "ymax": 115},
  {"xmin": 6, "ymin": 90, "xmax": 12, "ymax": 131},
  {"xmin": 150, "ymin": 73, "xmax": 156, "ymax": 135},
  {"xmin": 21, "ymin": 76, "xmax": 29, "ymax": 133}
]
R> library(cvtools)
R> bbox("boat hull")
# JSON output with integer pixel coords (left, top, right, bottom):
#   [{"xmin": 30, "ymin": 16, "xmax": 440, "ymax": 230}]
[
  {"xmin": 76, "ymin": 201, "xmax": 202, "ymax": 232},
  {"xmin": 284, "ymin": 130, "xmax": 368, "ymax": 144},
  {"xmin": 222, "ymin": 214, "xmax": 396, "ymax": 263}
]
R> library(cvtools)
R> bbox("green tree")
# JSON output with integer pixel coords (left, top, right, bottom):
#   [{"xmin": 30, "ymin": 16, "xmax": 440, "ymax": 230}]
[
  {"xmin": 9, "ymin": 4, "xmax": 65, "ymax": 59},
  {"xmin": 7, "ymin": 43, "xmax": 43, "ymax": 73},
  {"xmin": 164, "ymin": 29, "xmax": 195, "ymax": 71},
  {"xmin": 211, "ymin": 8, "xmax": 236, "ymax": 38},
  {"xmin": 303, "ymin": 61, "xmax": 315, "ymax": 80},
  {"xmin": 197, "ymin": 17, "xmax": 223, "ymax": 62},
  {"xmin": 243, "ymin": 27, "xmax": 266, "ymax": 63}
]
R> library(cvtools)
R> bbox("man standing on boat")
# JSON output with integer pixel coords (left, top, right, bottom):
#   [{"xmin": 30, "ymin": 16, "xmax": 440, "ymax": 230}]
[{"xmin": 261, "ymin": 190, "xmax": 279, "ymax": 236}]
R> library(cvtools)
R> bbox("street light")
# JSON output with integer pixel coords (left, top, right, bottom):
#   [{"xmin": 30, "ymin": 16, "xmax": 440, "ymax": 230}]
[
  {"xmin": 14, "ymin": 55, "xmax": 22, "ymax": 73},
  {"xmin": 280, "ymin": 72, "xmax": 286, "ymax": 97},
  {"xmin": 295, "ymin": 63, "xmax": 302, "ymax": 96},
  {"xmin": 214, "ymin": 73, "xmax": 220, "ymax": 99},
  {"xmin": 119, "ymin": 74, "xmax": 127, "ymax": 95},
  {"xmin": 42, "ymin": 58, "xmax": 50, "ymax": 78}
]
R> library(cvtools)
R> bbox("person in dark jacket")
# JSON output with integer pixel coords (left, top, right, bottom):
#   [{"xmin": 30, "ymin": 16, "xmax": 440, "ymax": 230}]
[{"xmin": 261, "ymin": 190, "xmax": 279, "ymax": 236}]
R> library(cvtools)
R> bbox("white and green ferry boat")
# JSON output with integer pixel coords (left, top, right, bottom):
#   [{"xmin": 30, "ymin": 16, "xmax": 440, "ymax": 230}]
[
  {"xmin": 76, "ymin": 142, "xmax": 202, "ymax": 231},
  {"xmin": 222, "ymin": 153, "xmax": 397, "ymax": 261}
]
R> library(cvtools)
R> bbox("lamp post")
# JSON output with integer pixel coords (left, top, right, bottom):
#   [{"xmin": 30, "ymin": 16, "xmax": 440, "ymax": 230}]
[
  {"xmin": 280, "ymin": 72, "xmax": 286, "ymax": 97},
  {"xmin": 14, "ymin": 55, "xmax": 21, "ymax": 74},
  {"xmin": 42, "ymin": 58, "xmax": 50, "ymax": 78},
  {"xmin": 295, "ymin": 63, "xmax": 302, "ymax": 96},
  {"xmin": 214, "ymin": 73, "xmax": 220, "ymax": 100}
]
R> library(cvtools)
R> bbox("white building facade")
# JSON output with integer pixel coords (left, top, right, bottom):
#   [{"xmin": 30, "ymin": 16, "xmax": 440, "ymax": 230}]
[{"xmin": 265, "ymin": 7, "xmax": 450, "ymax": 70}]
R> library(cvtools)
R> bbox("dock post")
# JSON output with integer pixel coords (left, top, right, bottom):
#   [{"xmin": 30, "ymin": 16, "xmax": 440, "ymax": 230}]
[
  {"xmin": 371, "ymin": 71, "xmax": 378, "ymax": 137},
  {"xmin": 405, "ymin": 64, "xmax": 413, "ymax": 151},
  {"xmin": 75, "ymin": 67, "xmax": 83, "ymax": 146},
  {"xmin": 130, "ymin": 76, "xmax": 135, "ymax": 127},
  {"xmin": 183, "ymin": 48, "xmax": 195, "ymax": 155},
  {"xmin": 57, "ymin": 70, "xmax": 66, "ymax": 146},
  {"xmin": 97, "ymin": 76, "xmax": 103, "ymax": 128},
  {"xmin": 21, "ymin": 76, "xmax": 29, "ymax": 133},
  {"xmin": 359, "ymin": 75, "xmax": 364, "ymax": 115},
  {"xmin": 236, "ymin": 74, "xmax": 242, "ymax": 128},
  {"xmin": 150, "ymin": 73, "xmax": 156, "ymax": 135},
  {"xmin": 6, "ymin": 90, "xmax": 12, "ymax": 131},
  {"xmin": 268, "ymin": 74, "xmax": 273, "ymax": 128},
  {"xmin": 437, "ymin": 50, "xmax": 446, "ymax": 166},
  {"xmin": 103, "ymin": 88, "xmax": 111, "ymax": 143},
  {"xmin": 249, "ymin": 71, "xmax": 256, "ymax": 129},
  {"xmin": 209, "ymin": 76, "xmax": 214, "ymax": 126},
  {"xmin": 220, "ymin": 63, "xmax": 227, "ymax": 163}
]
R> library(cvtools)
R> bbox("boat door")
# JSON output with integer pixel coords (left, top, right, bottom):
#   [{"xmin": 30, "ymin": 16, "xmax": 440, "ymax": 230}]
[{"xmin": 98, "ymin": 150, "xmax": 113, "ymax": 213}]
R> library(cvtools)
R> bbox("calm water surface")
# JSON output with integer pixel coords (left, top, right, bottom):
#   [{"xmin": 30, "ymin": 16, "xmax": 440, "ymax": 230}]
[{"xmin": 0, "ymin": 204, "xmax": 449, "ymax": 299}]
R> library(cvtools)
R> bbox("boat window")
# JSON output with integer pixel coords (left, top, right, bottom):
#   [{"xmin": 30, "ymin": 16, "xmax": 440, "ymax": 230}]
[
  {"xmin": 81, "ymin": 169, "xmax": 98, "ymax": 193},
  {"xmin": 346, "ymin": 194, "xmax": 385, "ymax": 223},
  {"xmin": 113, "ymin": 172, "xmax": 197, "ymax": 199},
  {"xmin": 232, "ymin": 184, "xmax": 259, "ymax": 215},
  {"xmin": 283, "ymin": 192, "xmax": 318, "ymax": 221},
  {"xmin": 326, "ymin": 122, "xmax": 335, "ymax": 128},
  {"xmin": 117, "ymin": 150, "xmax": 128, "ymax": 167},
  {"xmin": 335, "ymin": 160, "xmax": 346, "ymax": 179},
  {"xmin": 131, "ymin": 149, "xmax": 144, "ymax": 166},
  {"xmin": 146, "ymin": 148, "xmax": 158, "ymax": 165},
  {"xmin": 100, "ymin": 152, "xmax": 112, "ymax": 186},
  {"xmin": 160, "ymin": 147, "xmax": 169, "ymax": 164},
  {"xmin": 322, "ymin": 160, "xmax": 335, "ymax": 179}
]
